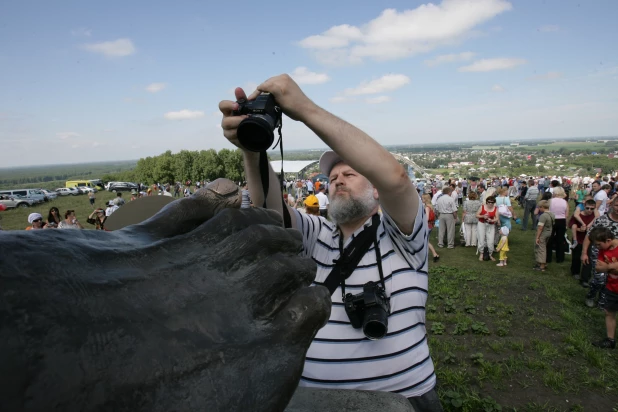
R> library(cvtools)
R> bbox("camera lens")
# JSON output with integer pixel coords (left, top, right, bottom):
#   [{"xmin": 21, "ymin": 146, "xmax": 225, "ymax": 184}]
[
  {"xmin": 363, "ymin": 307, "xmax": 388, "ymax": 340},
  {"xmin": 237, "ymin": 116, "xmax": 275, "ymax": 152}
]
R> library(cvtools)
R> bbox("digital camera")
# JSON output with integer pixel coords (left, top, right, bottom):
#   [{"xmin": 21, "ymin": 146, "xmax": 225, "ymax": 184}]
[
  {"xmin": 344, "ymin": 281, "xmax": 391, "ymax": 340},
  {"xmin": 233, "ymin": 93, "xmax": 281, "ymax": 152}
]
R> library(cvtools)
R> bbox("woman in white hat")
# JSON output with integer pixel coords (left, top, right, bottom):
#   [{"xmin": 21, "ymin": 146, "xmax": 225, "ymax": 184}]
[{"xmin": 26, "ymin": 213, "xmax": 48, "ymax": 230}]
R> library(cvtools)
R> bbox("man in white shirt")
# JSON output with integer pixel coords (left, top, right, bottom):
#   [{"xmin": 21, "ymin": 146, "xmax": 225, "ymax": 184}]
[
  {"xmin": 306, "ymin": 179, "xmax": 314, "ymax": 195},
  {"xmin": 220, "ymin": 74, "xmax": 441, "ymax": 411},
  {"xmin": 435, "ymin": 187, "xmax": 458, "ymax": 249},
  {"xmin": 105, "ymin": 200, "xmax": 119, "ymax": 217},
  {"xmin": 595, "ymin": 184, "xmax": 611, "ymax": 215},
  {"xmin": 431, "ymin": 185, "xmax": 442, "ymax": 207},
  {"xmin": 315, "ymin": 186, "xmax": 329, "ymax": 218},
  {"xmin": 449, "ymin": 184, "xmax": 458, "ymax": 204}
]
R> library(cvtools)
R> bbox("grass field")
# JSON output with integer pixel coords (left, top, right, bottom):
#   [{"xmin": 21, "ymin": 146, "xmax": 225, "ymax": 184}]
[
  {"xmin": 0, "ymin": 191, "xmax": 120, "ymax": 230},
  {"xmin": 1, "ymin": 200, "xmax": 617, "ymax": 411},
  {"xmin": 425, "ymin": 204, "xmax": 618, "ymax": 411}
]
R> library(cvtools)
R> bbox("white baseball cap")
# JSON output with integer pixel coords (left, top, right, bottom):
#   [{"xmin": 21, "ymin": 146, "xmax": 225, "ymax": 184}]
[
  {"xmin": 28, "ymin": 212, "xmax": 43, "ymax": 224},
  {"xmin": 319, "ymin": 150, "xmax": 344, "ymax": 177}
]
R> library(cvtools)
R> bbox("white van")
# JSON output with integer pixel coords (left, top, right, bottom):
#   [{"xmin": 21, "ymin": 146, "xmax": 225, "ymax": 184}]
[{"xmin": 0, "ymin": 189, "xmax": 47, "ymax": 203}]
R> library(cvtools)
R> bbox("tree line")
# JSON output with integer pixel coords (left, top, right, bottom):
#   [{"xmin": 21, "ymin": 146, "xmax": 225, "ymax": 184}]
[
  {"xmin": 0, "ymin": 161, "xmax": 136, "ymax": 189},
  {"xmin": 101, "ymin": 149, "xmax": 246, "ymax": 185}
]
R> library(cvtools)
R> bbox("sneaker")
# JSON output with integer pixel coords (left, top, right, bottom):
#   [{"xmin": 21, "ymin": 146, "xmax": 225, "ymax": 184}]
[
  {"xmin": 581, "ymin": 282, "xmax": 589, "ymax": 288},
  {"xmin": 570, "ymin": 240, "xmax": 578, "ymax": 250},
  {"xmin": 592, "ymin": 338, "xmax": 616, "ymax": 349},
  {"xmin": 585, "ymin": 298, "xmax": 595, "ymax": 308},
  {"xmin": 572, "ymin": 274, "xmax": 581, "ymax": 280},
  {"xmin": 533, "ymin": 267, "xmax": 546, "ymax": 272}
]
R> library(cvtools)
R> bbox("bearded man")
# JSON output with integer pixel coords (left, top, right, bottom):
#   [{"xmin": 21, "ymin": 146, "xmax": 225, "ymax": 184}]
[{"xmin": 220, "ymin": 74, "xmax": 441, "ymax": 412}]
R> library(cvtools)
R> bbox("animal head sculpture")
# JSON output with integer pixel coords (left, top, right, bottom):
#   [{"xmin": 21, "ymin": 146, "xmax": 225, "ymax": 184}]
[{"xmin": 0, "ymin": 179, "xmax": 331, "ymax": 412}]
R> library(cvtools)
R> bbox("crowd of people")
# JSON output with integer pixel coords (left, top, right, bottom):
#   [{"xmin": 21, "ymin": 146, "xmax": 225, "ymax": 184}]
[
  {"xmin": 19, "ymin": 182, "xmax": 197, "ymax": 231},
  {"xmin": 419, "ymin": 174, "xmax": 618, "ymax": 350}
]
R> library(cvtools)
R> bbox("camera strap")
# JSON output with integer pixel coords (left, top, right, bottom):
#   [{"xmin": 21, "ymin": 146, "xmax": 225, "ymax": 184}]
[
  {"xmin": 257, "ymin": 113, "xmax": 291, "ymax": 229},
  {"xmin": 323, "ymin": 214, "xmax": 385, "ymax": 297}
]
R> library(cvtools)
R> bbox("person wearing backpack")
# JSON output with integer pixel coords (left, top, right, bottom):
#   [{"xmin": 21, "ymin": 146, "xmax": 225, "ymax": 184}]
[{"xmin": 496, "ymin": 187, "xmax": 516, "ymax": 230}]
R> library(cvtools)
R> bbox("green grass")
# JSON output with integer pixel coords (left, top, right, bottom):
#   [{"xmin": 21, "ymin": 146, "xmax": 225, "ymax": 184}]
[
  {"xmin": 0, "ymin": 191, "xmax": 119, "ymax": 230},
  {"xmin": 427, "ymin": 205, "xmax": 618, "ymax": 411}
]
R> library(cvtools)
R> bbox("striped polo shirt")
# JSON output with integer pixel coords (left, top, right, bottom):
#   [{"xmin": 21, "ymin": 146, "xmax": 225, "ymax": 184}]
[{"xmin": 293, "ymin": 203, "xmax": 435, "ymax": 398}]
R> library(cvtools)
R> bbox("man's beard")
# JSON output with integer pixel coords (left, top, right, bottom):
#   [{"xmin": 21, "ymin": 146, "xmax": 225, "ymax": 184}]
[{"xmin": 329, "ymin": 184, "xmax": 378, "ymax": 225}]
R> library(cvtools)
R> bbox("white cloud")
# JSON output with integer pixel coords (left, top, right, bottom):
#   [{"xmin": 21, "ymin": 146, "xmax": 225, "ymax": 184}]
[
  {"xmin": 56, "ymin": 132, "xmax": 80, "ymax": 140},
  {"xmin": 145, "ymin": 83, "xmax": 167, "ymax": 93},
  {"xmin": 71, "ymin": 144, "xmax": 80, "ymax": 149},
  {"xmin": 424, "ymin": 52, "xmax": 476, "ymax": 67},
  {"xmin": 298, "ymin": 0, "xmax": 512, "ymax": 65},
  {"xmin": 329, "ymin": 96, "xmax": 353, "ymax": 104},
  {"xmin": 539, "ymin": 25, "xmax": 560, "ymax": 32},
  {"xmin": 344, "ymin": 74, "xmax": 410, "ymax": 96},
  {"xmin": 528, "ymin": 71, "xmax": 562, "ymax": 80},
  {"xmin": 92, "ymin": 142, "xmax": 101, "ymax": 147},
  {"xmin": 365, "ymin": 96, "xmax": 391, "ymax": 104},
  {"xmin": 491, "ymin": 84, "xmax": 505, "ymax": 92},
  {"xmin": 71, "ymin": 28, "xmax": 92, "ymax": 37},
  {"xmin": 458, "ymin": 58, "xmax": 526, "ymax": 72},
  {"xmin": 82, "ymin": 38, "xmax": 136, "ymax": 57},
  {"xmin": 290, "ymin": 67, "xmax": 330, "ymax": 85},
  {"xmin": 164, "ymin": 110, "xmax": 205, "ymax": 120}
]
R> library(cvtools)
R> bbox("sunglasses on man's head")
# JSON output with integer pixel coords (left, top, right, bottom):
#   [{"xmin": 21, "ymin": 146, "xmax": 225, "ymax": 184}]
[{"xmin": 33, "ymin": 219, "xmax": 42, "ymax": 222}]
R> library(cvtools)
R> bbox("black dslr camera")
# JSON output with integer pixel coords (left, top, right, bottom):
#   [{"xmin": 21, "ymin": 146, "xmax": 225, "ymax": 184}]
[
  {"xmin": 344, "ymin": 281, "xmax": 391, "ymax": 340},
  {"xmin": 233, "ymin": 93, "xmax": 281, "ymax": 152}
]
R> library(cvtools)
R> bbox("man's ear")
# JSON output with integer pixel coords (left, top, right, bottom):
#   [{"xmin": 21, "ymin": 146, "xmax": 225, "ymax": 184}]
[{"xmin": 373, "ymin": 187, "xmax": 379, "ymax": 200}]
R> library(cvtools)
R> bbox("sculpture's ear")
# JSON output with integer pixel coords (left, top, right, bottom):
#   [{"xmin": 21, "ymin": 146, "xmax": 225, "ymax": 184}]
[{"xmin": 104, "ymin": 195, "xmax": 175, "ymax": 231}]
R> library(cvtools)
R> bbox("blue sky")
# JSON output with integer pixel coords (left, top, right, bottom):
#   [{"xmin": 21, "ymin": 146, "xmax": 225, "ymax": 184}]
[{"xmin": 1, "ymin": 0, "xmax": 616, "ymax": 167}]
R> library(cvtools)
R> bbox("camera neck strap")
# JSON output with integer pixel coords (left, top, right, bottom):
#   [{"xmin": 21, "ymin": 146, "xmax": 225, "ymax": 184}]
[
  {"xmin": 323, "ymin": 214, "xmax": 386, "ymax": 299},
  {"xmin": 257, "ymin": 112, "xmax": 291, "ymax": 229}
]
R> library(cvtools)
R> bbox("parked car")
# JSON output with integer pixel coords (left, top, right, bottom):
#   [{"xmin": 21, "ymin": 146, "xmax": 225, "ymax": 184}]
[
  {"xmin": 78, "ymin": 186, "xmax": 96, "ymax": 193},
  {"xmin": 108, "ymin": 182, "xmax": 138, "ymax": 192},
  {"xmin": 105, "ymin": 181, "xmax": 118, "ymax": 190},
  {"xmin": 0, "ymin": 195, "xmax": 35, "ymax": 209},
  {"xmin": 0, "ymin": 189, "xmax": 46, "ymax": 203},
  {"xmin": 56, "ymin": 188, "xmax": 78, "ymax": 196},
  {"xmin": 40, "ymin": 189, "xmax": 58, "ymax": 200}
]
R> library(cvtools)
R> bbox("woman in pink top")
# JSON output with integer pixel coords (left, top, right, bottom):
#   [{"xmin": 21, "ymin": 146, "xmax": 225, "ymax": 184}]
[{"xmin": 548, "ymin": 187, "xmax": 570, "ymax": 263}]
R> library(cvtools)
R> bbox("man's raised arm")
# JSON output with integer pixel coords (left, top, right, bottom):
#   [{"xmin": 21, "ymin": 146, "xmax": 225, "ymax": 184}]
[
  {"xmin": 219, "ymin": 88, "xmax": 297, "ymax": 229},
  {"xmin": 249, "ymin": 74, "xmax": 418, "ymax": 235}
]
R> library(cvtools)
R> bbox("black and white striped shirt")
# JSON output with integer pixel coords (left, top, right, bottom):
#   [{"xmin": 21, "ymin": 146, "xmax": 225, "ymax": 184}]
[{"xmin": 294, "ymin": 203, "xmax": 435, "ymax": 398}]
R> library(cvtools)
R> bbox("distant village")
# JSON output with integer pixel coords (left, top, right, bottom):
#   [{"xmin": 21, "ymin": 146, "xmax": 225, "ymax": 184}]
[{"xmin": 395, "ymin": 138, "xmax": 618, "ymax": 178}]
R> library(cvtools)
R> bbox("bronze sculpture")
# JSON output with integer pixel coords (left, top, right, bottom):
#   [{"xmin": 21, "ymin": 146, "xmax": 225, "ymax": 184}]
[{"xmin": 0, "ymin": 179, "xmax": 331, "ymax": 412}]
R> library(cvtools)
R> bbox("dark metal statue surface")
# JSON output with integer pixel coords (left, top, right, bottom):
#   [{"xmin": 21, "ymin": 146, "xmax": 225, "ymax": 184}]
[{"xmin": 0, "ymin": 179, "xmax": 331, "ymax": 412}]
